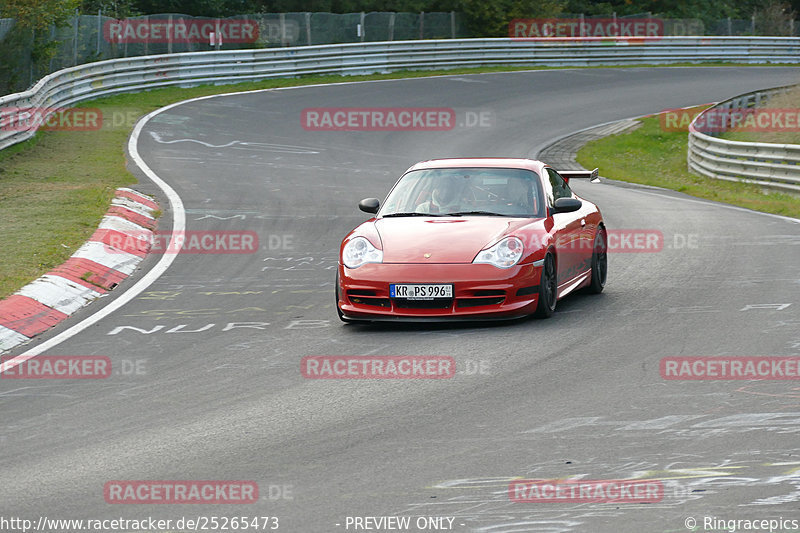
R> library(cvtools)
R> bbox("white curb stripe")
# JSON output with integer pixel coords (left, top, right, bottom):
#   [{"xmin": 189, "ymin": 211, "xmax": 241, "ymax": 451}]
[
  {"xmin": 98, "ymin": 215, "xmax": 151, "ymax": 234},
  {"xmin": 16, "ymin": 274, "xmax": 103, "ymax": 315},
  {"xmin": 0, "ymin": 325, "xmax": 29, "ymax": 352},
  {"xmin": 71, "ymin": 241, "xmax": 141, "ymax": 275},
  {"xmin": 0, "ymin": 188, "xmax": 159, "ymax": 357},
  {"xmin": 111, "ymin": 197, "xmax": 156, "ymax": 218},
  {"xmin": 6, "ymin": 99, "xmax": 188, "ymax": 363},
  {"xmin": 117, "ymin": 187, "xmax": 157, "ymax": 204}
]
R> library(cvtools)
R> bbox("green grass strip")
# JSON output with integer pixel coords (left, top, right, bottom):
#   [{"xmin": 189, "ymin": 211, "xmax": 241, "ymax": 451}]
[{"xmin": 576, "ymin": 111, "xmax": 800, "ymax": 220}]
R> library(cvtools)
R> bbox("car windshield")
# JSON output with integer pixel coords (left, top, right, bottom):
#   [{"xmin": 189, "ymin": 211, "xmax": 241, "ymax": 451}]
[{"xmin": 379, "ymin": 167, "xmax": 544, "ymax": 218}]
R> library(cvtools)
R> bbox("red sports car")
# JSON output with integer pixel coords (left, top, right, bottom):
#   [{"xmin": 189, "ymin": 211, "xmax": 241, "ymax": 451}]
[{"xmin": 336, "ymin": 158, "xmax": 606, "ymax": 322}]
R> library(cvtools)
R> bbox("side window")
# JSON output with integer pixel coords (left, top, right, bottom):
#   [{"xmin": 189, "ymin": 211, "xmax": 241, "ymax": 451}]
[{"xmin": 547, "ymin": 168, "xmax": 573, "ymax": 202}]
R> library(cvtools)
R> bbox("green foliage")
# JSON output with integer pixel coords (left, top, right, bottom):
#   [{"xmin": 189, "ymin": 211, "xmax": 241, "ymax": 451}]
[
  {"xmin": 459, "ymin": 0, "xmax": 565, "ymax": 37},
  {"xmin": 0, "ymin": 26, "xmax": 31, "ymax": 93},
  {"xmin": 754, "ymin": 0, "xmax": 796, "ymax": 35},
  {"xmin": 78, "ymin": 0, "xmax": 141, "ymax": 18},
  {"xmin": 1, "ymin": 0, "xmax": 80, "ymax": 30},
  {"xmin": 0, "ymin": 0, "xmax": 80, "ymax": 92},
  {"xmin": 562, "ymin": 0, "xmax": 797, "ymax": 24}
]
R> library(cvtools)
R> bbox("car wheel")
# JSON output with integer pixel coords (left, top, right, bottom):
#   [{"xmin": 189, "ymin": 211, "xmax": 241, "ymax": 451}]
[
  {"xmin": 587, "ymin": 228, "xmax": 607, "ymax": 294},
  {"xmin": 534, "ymin": 253, "xmax": 557, "ymax": 318}
]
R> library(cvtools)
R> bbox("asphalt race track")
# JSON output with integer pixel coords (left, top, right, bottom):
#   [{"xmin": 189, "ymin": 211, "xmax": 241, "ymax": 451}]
[{"xmin": 2, "ymin": 67, "xmax": 800, "ymax": 533}]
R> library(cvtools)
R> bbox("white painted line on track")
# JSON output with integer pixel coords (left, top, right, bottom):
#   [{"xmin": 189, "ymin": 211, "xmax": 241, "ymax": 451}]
[{"xmin": 622, "ymin": 186, "xmax": 800, "ymax": 224}]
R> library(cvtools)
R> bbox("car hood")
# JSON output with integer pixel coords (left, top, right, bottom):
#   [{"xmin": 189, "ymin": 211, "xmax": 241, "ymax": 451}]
[{"xmin": 374, "ymin": 217, "xmax": 540, "ymax": 263}]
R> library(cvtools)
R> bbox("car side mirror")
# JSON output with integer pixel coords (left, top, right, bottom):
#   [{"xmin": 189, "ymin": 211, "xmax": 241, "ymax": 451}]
[
  {"xmin": 552, "ymin": 197, "xmax": 582, "ymax": 214},
  {"xmin": 358, "ymin": 198, "xmax": 380, "ymax": 214}
]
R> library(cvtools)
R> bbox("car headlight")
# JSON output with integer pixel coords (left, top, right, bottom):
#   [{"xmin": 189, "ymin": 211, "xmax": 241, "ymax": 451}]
[
  {"xmin": 472, "ymin": 236, "xmax": 524, "ymax": 268},
  {"xmin": 342, "ymin": 236, "xmax": 383, "ymax": 269}
]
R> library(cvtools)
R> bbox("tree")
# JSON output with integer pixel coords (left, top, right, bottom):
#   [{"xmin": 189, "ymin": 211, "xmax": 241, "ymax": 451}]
[
  {"xmin": 754, "ymin": 0, "xmax": 796, "ymax": 35},
  {"xmin": 79, "ymin": 0, "xmax": 140, "ymax": 18},
  {"xmin": 460, "ymin": 0, "xmax": 565, "ymax": 37},
  {"xmin": 0, "ymin": 0, "xmax": 80, "ymax": 30},
  {"xmin": 0, "ymin": 0, "xmax": 80, "ymax": 93}
]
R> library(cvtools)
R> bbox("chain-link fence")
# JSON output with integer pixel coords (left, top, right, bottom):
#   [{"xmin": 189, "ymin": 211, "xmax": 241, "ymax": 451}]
[
  {"xmin": 514, "ymin": 12, "xmax": 797, "ymax": 38},
  {"xmin": 1, "ymin": 10, "xmax": 798, "ymax": 95},
  {"xmin": 0, "ymin": 11, "xmax": 469, "ymax": 94}
]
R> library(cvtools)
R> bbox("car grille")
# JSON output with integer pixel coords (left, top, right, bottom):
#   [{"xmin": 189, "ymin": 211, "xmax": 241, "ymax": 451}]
[
  {"xmin": 348, "ymin": 289, "xmax": 511, "ymax": 312},
  {"xmin": 394, "ymin": 298, "xmax": 453, "ymax": 309},
  {"xmin": 456, "ymin": 297, "xmax": 505, "ymax": 308},
  {"xmin": 347, "ymin": 291, "xmax": 391, "ymax": 308}
]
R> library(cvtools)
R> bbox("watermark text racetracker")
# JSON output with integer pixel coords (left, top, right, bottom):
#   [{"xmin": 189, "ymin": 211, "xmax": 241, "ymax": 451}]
[
  {"xmin": 1, "ymin": 107, "xmax": 101, "ymax": 132},
  {"xmin": 662, "ymin": 107, "xmax": 800, "ymax": 132},
  {"xmin": 0, "ymin": 356, "xmax": 146, "ymax": 378},
  {"xmin": 301, "ymin": 108, "xmax": 494, "ymax": 131},
  {"xmin": 103, "ymin": 18, "xmax": 259, "ymax": 43},
  {"xmin": 520, "ymin": 230, "xmax": 699, "ymax": 253},
  {"xmin": 661, "ymin": 356, "xmax": 800, "ymax": 380},
  {"xmin": 1, "ymin": 106, "xmax": 147, "ymax": 132},
  {"xmin": 510, "ymin": 18, "xmax": 664, "ymax": 38},
  {"xmin": 302, "ymin": 356, "xmax": 455, "ymax": 379},
  {"xmin": 105, "ymin": 230, "xmax": 262, "ymax": 254},
  {"xmin": 104, "ymin": 480, "xmax": 258, "ymax": 504},
  {"xmin": 509, "ymin": 479, "xmax": 663, "ymax": 503}
]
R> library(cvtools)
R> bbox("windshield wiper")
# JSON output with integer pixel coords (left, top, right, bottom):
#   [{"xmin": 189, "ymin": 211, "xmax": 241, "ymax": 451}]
[
  {"xmin": 381, "ymin": 212, "xmax": 445, "ymax": 217},
  {"xmin": 445, "ymin": 211, "xmax": 508, "ymax": 216}
]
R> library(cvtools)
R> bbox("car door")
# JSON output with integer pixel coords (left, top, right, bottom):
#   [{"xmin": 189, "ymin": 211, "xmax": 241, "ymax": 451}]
[{"xmin": 546, "ymin": 168, "xmax": 586, "ymax": 289}]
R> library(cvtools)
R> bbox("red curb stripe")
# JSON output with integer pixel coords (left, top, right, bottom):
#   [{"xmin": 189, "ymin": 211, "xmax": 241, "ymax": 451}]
[
  {"xmin": 115, "ymin": 189, "xmax": 158, "ymax": 210},
  {"xmin": 0, "ymin": 296, "xmax": 69, "ymax": 337},
  {"xmin": 44, "ymin": 271, "xmax": 108, "ymax": 294},
  {"xmin": 46, "ymin": 265, "xmax": 109, "ymax": 294},
  {"xmin": 50, "ymin": 257, "xmax": 129, "ymax": 292},
  {"xmin": 0, "ymin": 189, "xmax": 157, "ymax": 349},
  {"xmin": 107, "ymin": 205, "xmax": 156, "ymax": 230},
  {"xmin": 89, "ymin": 228, "xmax": 150, "ymax": 257}
]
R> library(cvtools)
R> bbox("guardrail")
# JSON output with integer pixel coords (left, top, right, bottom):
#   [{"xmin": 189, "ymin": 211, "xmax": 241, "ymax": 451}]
[
  {"xmin": 3, "ymin": 36, "xmax": 800, "ymax": 152},
  {"xmin": 688, "ymin": 85, "xmax": 800, "ymax": 194}
]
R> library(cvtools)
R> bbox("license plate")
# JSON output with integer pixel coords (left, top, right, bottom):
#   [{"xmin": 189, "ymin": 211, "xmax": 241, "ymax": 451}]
[{"xmin": 390, "ymin": 283, "xmax": 453, "ymax": 300}]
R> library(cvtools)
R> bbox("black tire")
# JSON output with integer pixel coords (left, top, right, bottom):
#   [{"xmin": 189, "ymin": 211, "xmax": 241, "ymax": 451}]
[
  {"xmin": 587, "ymin": 228, "xmax": 607, "ymax": 294},
  {"xmin": 534, "ymin": 253, "xmax": 557, "ymax": 318}
]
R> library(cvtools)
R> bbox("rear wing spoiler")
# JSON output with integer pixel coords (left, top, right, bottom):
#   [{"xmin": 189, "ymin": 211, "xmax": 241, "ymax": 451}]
[{"xmin": 558, "ymin": 168, "xmax": 599, "ymax": 183}]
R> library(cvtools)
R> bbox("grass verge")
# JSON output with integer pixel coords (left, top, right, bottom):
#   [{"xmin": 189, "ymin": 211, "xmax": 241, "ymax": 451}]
[
  {"xmin": 576, "ymin": 108, "xmax": 800, "ymax": 219},
  {"xmin": 720, "ymin": 84, "xmax": 800, "ymax": 144},
  {"xmin": 1, "ymin": 63, "xmax": 798, "ymax": 299}
]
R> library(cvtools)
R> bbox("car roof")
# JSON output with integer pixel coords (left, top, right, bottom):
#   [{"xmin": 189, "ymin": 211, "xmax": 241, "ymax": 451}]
[{"xmin": 405, "ymin": 158, "xmax": 547, "ymax": 173}]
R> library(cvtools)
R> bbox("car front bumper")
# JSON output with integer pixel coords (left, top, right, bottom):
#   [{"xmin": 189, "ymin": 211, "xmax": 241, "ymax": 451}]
[{"xmin": 338, "ymin": 262, "xmax": 542, "ymax": 320}]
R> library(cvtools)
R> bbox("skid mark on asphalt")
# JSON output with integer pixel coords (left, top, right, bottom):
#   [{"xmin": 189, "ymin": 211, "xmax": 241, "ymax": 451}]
[
  {"xmin": 149, "ymin": 131, "xmax": 321, "ymax": 154},
  {"xmin": 389, "ymin": 450, "xmax": 800, "ymax": 531}
]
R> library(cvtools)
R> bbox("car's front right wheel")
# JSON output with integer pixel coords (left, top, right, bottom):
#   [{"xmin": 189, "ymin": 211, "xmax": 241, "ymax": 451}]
[
  {"xmin": 587, "ymin": 228, "xmax": 607, "ymax": 294},
  {"xmin": 534, "ymin": 253, "xmax": 557, "ymax": 318}
]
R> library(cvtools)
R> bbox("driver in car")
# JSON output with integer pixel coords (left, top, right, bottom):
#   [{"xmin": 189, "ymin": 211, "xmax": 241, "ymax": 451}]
[
  {"xmin": 415, "ymin": 176, "xmax": 464, "ymax": 214},
  {"xmin": 503, "ymin": 178, "xmax": 532, "ymax": 213}
]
